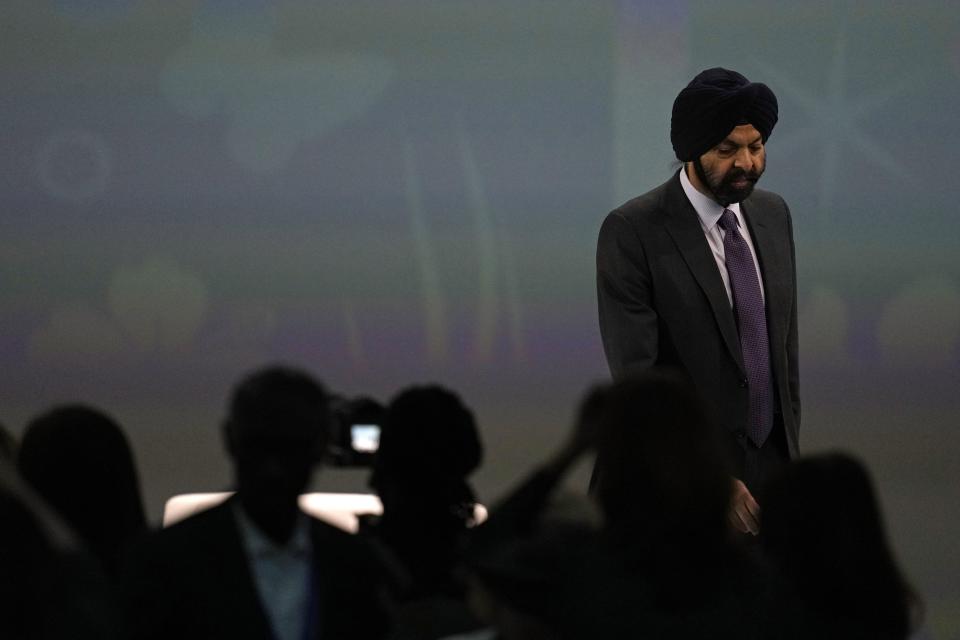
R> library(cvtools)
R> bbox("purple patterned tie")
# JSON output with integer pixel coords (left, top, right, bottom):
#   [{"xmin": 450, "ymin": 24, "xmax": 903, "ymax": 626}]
[{"xmin": 718, "ymin": 209, "xmax": 773, "ymax": 447}]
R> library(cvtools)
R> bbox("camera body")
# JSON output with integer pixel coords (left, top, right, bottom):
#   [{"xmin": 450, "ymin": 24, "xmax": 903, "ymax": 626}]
[{"xmin": 325, "ymin": 395, "xmax": 384, "ymax": 467}]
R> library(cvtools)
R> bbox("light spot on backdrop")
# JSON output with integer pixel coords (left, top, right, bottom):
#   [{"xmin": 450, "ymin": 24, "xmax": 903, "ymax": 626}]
[
  {"xmin": 28, "ymin": 304, "xmax": 123, "ymax": 364},
  {"xmin": 877, "ymin": 277, "xmax": 960, "ymax": 368},
  {"xmin": 229, "ymin": 304, "xmax": 277, "ymax": 342},
  {"xmin": 35, "ymin": 130, "xmax": 113, "ymax": 201},
  {"xmin": 402, "ymin": 135, "xmax": 447, "ymax": 365},
  {"xmin": 798, "ymin": 286, "xmax": 850, "ymax": 367},
  {"xmin": 159, "ymin": 2, "xmax": 394, "ymax": 174},
  {"xmin": 749, "ymin": 11, "xmax": 925, "ymax": 231},
  {"xmin": 107, "ymin": 258, "xmax": 209, "ymax": 353}
]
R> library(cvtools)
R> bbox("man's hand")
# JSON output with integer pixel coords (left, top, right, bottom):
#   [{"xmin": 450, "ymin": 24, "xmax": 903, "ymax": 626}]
[{"xmin": 728, "ymin": 478, "xmax": 760, "ymax": 535}]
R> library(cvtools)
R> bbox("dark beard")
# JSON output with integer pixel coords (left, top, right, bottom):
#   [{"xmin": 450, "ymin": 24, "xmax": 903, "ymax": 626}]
[{"xmin": 693, "ymin": 158, "xmax": 763, "ymax": 206}]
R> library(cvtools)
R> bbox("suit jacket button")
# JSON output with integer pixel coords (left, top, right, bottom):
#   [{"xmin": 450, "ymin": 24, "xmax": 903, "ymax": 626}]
[
  {"xmin": 735, "ymin": 430, "xmax": 746, "ymax": 439},
  {"xmin": 739, "ymin": 378, "xmax": 748, "ymax": 388}
]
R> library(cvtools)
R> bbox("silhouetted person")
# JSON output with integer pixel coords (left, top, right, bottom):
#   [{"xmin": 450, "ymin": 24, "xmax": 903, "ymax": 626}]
[
  {"xmin": 467, "ymin": 370, "xmax": 778, "ymax": 639},
  {"xmin": 16, "ymin": 404, "xmax": 148, "ymax": 578},
  {"xmin": 1, "ymin": 454, "xmax": 120, "ymax": 638},
  {"xmin": 761, "ymin": 452, "xmax": 920, "ymax": 639},
  {"xmin": 355, "ymin": 385, "xmax": 486, "ymax": 640},
  {"xmin": 363, "ymin": 385, "xmax": 483, "ymax": 601},
  {"xmin": 121, "ymin": 365, "xmax": 391, "ymax": 640}
]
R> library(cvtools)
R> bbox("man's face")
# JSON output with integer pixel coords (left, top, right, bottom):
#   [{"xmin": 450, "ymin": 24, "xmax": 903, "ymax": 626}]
[
  {"xmin": 692, "ymin": 124, "xmax": 766, "ymax": 206},
  {"xmin": 229, "ymin": 417, "xmax": 327, "ymax": 511}
]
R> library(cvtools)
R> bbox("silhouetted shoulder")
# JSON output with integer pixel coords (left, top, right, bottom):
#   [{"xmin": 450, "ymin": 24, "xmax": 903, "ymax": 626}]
[
  {"xmin": 309, "ymin": 515, "xmax": 384, "ymax": 571},
  {"xmin": 127, "ymin": 500, "xmax": 233, "ymax": 562}
]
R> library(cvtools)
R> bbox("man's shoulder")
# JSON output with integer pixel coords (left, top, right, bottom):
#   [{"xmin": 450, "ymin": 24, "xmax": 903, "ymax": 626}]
[
  {"xmin": 149, "ymin": 504, "xmax": 360, "ymax": 548},
  {"xmin": 599, "ymin": 174, "xmax": 685, "ymax": 248},
  {"xmin": 308, "ymin": 515, "xmax": 381, "ymax": 564},
  {"xmin": 163, "ymin": 499, "xmax": 233, "ymax": 536},
  {"xmin": 744, "ymin": 186, "xmax": 790, "ymax": 215},
  {"xmin": 129, "ymin": 501, "xmax": 234, "ymax": 562},
  {"xmin": 119, "ymin": 501, "xmax": 241, "ymax": 600},
  {"xmin": 610, "ymin": 174, "xmax": 678, "ymax": 223}
]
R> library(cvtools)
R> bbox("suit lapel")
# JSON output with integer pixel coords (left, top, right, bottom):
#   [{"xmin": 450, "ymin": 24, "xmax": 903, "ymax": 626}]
[{"xmin": 661, "ymin": 175, "xmax": 745, "ymax": 374}]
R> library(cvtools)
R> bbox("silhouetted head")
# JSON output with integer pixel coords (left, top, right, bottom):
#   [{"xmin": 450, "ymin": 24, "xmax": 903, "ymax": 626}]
[
  {"xmin": 592, "ymin": 368, "xmax": 731, "ymax": 546},
  {"xmin": 371, "ymin": 385, "xmax": 482, "ymax": 523},
  {"xmin": 761, "ymin": 452, "xmax": 918, "ymax": 636},
  {"xmin": 224, "ymin": 365, "xmax": 329, "ymax": 534},
  {"xmin": 17, "ymin": 404, "xmax": 146, "ymax": 575}
]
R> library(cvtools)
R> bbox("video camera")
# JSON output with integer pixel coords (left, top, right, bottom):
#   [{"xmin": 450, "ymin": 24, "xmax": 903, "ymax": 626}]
[{"xmin": 325, "ymin": 395, "xmax": 385, "ymax": 467}]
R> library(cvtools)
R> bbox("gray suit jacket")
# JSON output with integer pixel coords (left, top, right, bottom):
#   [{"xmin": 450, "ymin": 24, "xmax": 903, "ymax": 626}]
[{"xmin": 596, "ymin": 171, "xmax": 800, "ymax": 476}]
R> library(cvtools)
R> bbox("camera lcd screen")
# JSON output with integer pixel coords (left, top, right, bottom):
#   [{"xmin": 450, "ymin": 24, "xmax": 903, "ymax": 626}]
[{"xmin": 350, "ymin": 424, "xmax": 380, "ymax": 453}]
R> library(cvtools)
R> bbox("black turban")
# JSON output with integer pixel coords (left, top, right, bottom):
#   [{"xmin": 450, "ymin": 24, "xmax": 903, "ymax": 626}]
[{"xmin": 670, "ymin": 67, "xmax": 778, "ymax": 162}]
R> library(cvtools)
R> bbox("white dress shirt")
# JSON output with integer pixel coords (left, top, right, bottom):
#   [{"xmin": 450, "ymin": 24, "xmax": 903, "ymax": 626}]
[{"xmin": 679, "ymin": 166, "xmax": 766, "ymax": 307}]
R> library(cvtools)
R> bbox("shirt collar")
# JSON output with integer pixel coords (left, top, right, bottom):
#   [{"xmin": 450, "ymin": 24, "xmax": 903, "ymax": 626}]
[
  {"xmin": 678, "ymin": 166, "xmax": 743, "ymax": 231},
  {"xmin": 233, "ymin": 501, "xmax": 312, "ymax": 559}
]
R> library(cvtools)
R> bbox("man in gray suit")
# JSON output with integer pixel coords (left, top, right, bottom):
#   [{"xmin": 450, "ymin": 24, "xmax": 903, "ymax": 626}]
[{"xmin": 596, "ymin": 68, "xmax": 800, "ymax": 537}]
